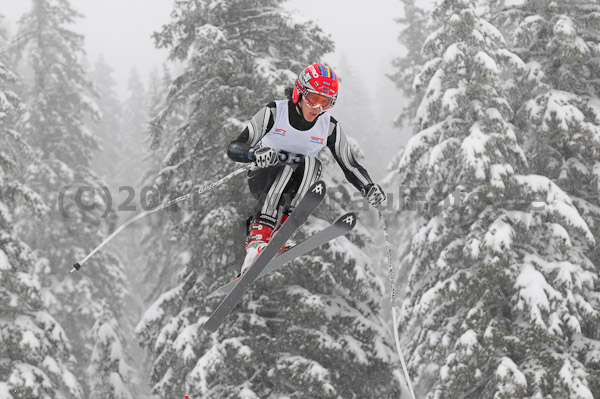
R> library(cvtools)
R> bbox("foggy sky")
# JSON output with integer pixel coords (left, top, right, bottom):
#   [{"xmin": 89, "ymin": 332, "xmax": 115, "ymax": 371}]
[{"xmin": 2, "ymin": 0, "xmax": 405, "ymax": 100}]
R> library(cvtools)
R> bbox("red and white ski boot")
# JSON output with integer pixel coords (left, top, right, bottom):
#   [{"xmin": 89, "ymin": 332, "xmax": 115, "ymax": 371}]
[{"xmin": 238, "ymin": 222, "xmax": 274, "ymax": 281}]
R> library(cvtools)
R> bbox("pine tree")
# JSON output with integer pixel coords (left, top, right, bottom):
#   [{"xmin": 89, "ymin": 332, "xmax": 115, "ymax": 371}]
[
  {"xmin": 391, "ymin": 0, "xmax": 598, "ymax": 397},
  {"xmin": 136, "ymin": 1, "xmax": 401, "ymax": 397},
  {"xmin": 390, "ymin": 0, "xmax": 430, "ymax": 126},
  {"xmin": 0, "ymin": 30, "xmax": 83, "ymax": 399},
  {"xmin": 384, "ymin": 0, "xmax": 430, "ymax": 281},
  {"xmin": 112, "ymin": 66, "xmax": 150, "ymax": 317},
  {"xmin": 120, "ymin": 68, "xmax": 147, "ymax": 189},
  {"xmin": 138, "ymin": 64, "xmax": 184, "ymax": 305},
  {"xmin": 88, "ymin": 56, "xmax": 124, "ymax": 181},
  {"xmin": 12, "ymin": 1, "xmax": 137, "ymax": 397},
  {"xmin": 493, "ymin": 0, "xmax": 600, "ymax": 395},
  {"xmin": 86, "ymin": 300, "xmax": 135, "ymax": 399}
]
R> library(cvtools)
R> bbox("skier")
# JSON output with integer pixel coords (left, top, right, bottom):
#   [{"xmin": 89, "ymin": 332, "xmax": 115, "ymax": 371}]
[{"xmin": 227, "ymin": 63, "xmax": 385, "ymax": 276}]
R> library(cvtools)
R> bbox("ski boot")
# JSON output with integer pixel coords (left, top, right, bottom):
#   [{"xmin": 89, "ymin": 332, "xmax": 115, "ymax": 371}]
[{"xmin": 238, "ymin": 221, "xmax": 274, "ymax": 281}]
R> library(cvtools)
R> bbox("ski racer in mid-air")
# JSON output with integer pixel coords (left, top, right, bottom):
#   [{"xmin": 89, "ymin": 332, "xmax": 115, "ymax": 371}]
[{"xmin": 227, "ymin": 63, "xmax": 386, "ymax": 276}]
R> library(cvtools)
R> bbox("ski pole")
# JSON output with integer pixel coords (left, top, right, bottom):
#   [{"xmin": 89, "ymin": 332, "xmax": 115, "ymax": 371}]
[
  {"xmin": 70, "ymin": 164, "xmax": 252, "ymax": 273},
  {"xmin": 378, "ymin": 210, "xmax": 418, "ymax": 399}
]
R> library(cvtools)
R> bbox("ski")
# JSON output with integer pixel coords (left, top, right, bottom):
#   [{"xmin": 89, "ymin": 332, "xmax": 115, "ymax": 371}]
[
  {"xmin": 202, "ymin": 180, "xmax": 327, "ymax": 333},
  {"xmin": 215, "ymin": 212, "xmax": 357, "ymax": 296}
]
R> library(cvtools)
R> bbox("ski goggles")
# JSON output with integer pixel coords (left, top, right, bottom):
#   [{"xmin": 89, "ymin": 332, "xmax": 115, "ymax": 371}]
[{"xmin": 303, "ymin": 91, "xmax": 335, "ymax": 110}]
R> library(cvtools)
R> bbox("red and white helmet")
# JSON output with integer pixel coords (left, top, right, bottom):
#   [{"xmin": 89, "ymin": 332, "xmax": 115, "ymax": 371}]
[{"xmin": 292, "ymin": 63, "xmax": 339, "ymax": 109}]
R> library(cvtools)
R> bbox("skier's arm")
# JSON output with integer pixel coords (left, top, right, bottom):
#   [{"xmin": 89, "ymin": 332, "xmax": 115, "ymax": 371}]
[
  {"xmin": 326, "ymin": 117, "xmax": 374, "ymax": 194},
  {"xmin": 227, "ymin": 102, "xmax": 276, "ymax": 163}
]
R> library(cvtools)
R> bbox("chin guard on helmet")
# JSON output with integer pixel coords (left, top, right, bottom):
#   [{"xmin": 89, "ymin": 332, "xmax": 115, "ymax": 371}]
[{"xmin": 292, "ymin": 63, "xmax": 339, "ymax": 109}]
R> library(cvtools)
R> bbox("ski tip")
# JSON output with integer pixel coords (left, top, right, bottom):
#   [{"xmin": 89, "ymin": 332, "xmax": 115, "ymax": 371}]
[
  {"xmin": 339, "ymin": 212, "xmax": 357, "ymax": 227},
  {"xmin": 309, "ymin": 180, "xmax": 327, "ymax": 197}
]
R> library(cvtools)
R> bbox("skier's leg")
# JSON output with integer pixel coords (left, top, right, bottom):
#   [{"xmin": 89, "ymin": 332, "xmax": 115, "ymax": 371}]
[
  {"xmin": 241, "ymin": 164, "xmax": 295, "ymax": 274},
  {"xmin": 246, "ymin": 164, "xmax": 291, "ymax": 232},
  {"xmin": 276, "ymin": 156, "xmax": 322, "ymax": 249},
  {"xmin": 253, "ymin": 164, "xmax": 295, "ymax": 229},
  {"xmin": 246, "ymin": 166, "xmax": 281, "ymax": 235},
  {"xmin": 248, "ymin": 166, "xmax": 282, "ymax": 201},
  {"xmin": 286, "ymin": 156, "xmax": 322, "ymax": 212}
]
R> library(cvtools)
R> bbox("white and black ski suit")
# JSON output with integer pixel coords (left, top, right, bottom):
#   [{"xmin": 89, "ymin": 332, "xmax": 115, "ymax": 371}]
[{"xmin": 227, "ymin": 100, "xmax": 375, "ymax": 229}]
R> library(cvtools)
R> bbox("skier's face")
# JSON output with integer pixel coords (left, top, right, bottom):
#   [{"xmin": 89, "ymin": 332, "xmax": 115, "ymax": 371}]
[{"xmin": 300, "ymin": 97, "xmax": 322, "ymax": 122}]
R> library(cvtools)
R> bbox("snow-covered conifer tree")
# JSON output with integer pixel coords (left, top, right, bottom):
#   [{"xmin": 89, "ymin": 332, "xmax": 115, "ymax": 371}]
[
  {"xmin": 12, "ymin": 1, "xmax": 137, "ymax": 396},
  {"xmin": 136, "ymin": 1, "xmax": 401, "ymax": 397},
  {"xmin": 87, "ymin": 300, "xmax": 135, "ymax": 399},
  {"xmin": 390, "ymin": 0, "xmax": 430, "ymax": 126},
  {"xmin": 494, "ymin": 1, "xmax": 600, "ymax": 395},
  {"xmin": 119, "ymin": 68, "xmax": 148, "ymax": 188},
  {"xmin": 88, "ymin": 56, "xmax": 124, "ymax": 181},
  {"xmin": 138, "ymin": 65, "xmax": 185, "ymax": 304},
  {"xmin": 391, "ymin": 0, "xmax": 598, "ymax": 397},
  {"xmin": 0, "ymin": 35, "xmax": 83, "ymax": 399},
  {"xmin": 111, "ymin": 67, "xmax": 150, "ymax": 300},
  {"xmin": 385, "ymin": 0, "xmax": 432, "ymax": 299}
]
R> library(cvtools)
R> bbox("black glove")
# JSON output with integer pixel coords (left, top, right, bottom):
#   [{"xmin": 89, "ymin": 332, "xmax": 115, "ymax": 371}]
[
  {"xmin": 364, "ymin": 183, "xmax": 386, "ymax": 208},
  {"xmin": 251, "ymin": 147, "xmax": 278, "ymax": 168}
]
